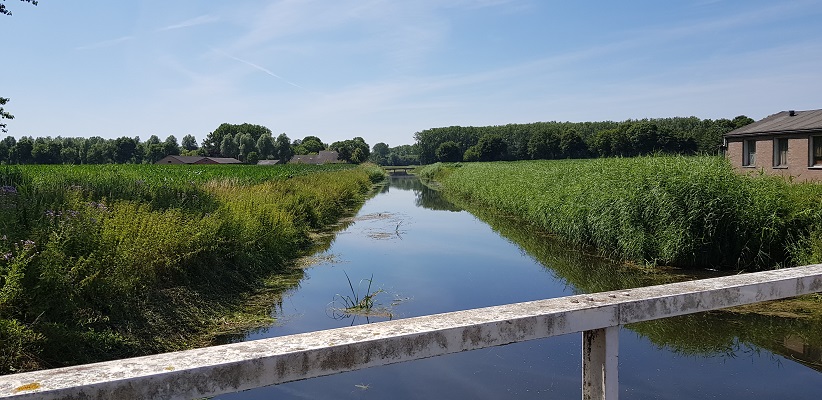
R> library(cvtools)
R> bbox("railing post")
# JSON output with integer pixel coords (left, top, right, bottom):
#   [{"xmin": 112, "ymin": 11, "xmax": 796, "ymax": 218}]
[{"xmin": 582, "ymin": 326, "xmax": 619, "ymax": 400}]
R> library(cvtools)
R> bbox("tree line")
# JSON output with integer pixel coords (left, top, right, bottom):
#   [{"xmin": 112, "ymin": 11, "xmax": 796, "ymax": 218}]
[
  {"xmin": 0, "ymin": 122, "xmax": 372, "ymax": 165},
  {"xmin": 413, "ymin": 116, "xmax": 754, "ymax": 164}
]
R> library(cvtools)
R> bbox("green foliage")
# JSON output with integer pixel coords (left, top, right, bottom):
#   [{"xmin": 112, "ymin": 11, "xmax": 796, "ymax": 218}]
[
  {"xmin": 434, "ymin": 156, "xmax": 822, "ymax": 270},
  {"xmin": 370, "ymin": 142, "xmax": 390, "ymax": 165},
  {"xmin": 368, "ymin": 143, "xmax": 419, "ymax": 166},
  {"xmin": 203, "ymin": 123, "xmax": 273, "ymax": 157},
  {"xmin": 293, "ymin": 136, "xmax": 326, "ymax": 155},
  {"xmin": 414, "ymin": 117, "xmax": 751, "ymax": 164},
  {"xmin": 329, "ymin": 137, "xmax": 370, "ymax": 164},
  {"xmin": 471, "ymin": 134, "xmax": 507, "ymax": 162},
  {"xmin": 0, "ymin": 163, "xmax": 376, "ymax": 373},
  {"xmin": 435, "ymin": 141, "xmax": 462, "ymax": 162},
  {"xmin": 275, "ymin": 133, "xmax": 293, "ymax": 162}
]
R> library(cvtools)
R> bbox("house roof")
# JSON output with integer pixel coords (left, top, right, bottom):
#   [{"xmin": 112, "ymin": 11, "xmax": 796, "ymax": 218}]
[
  {"xmin": 726, "ymin": 109, "xmax": 822, "ymax": 137},
  {"xmin": 155, "ymin": 156, "xmax": 242, "ymax": 164},
  {"xmin": 257, "ymin": 160, "xmax": 280, "ymax": 165},
  {"xmin": 207, "ymin": 157, "xmax": 243, "ymax": 164},
  {"xmin": 167, "ymin": 155, "xmax": 206, "ymax": 163}
]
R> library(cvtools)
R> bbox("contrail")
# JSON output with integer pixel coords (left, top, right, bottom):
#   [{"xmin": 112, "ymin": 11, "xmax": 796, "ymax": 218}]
[
  {"xmin": 213, "ymin": 48, "xmax": 304, "ymax": 89},
  {"xmin": 156, "ymin": 15, "xmax": 219, "ymax": 32}
]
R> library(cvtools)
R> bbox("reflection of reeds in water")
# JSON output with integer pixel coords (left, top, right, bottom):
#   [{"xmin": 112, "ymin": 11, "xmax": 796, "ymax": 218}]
[{"xmin": 446, "ymin": 190, "xmax": 822, "ymax": 367}]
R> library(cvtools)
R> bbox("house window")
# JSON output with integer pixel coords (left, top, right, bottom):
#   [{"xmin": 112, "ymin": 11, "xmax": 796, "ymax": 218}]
[
  {"xmin": 813, "ymin": 136, "xmax": 822, "ymax": 166},
  {"xmin": 743, "ymin": 139, "xmax": 756, "ymax": 166},
  {"xmin": 774, "ymin": 138, "xmax": 788, "ymax": 167}
]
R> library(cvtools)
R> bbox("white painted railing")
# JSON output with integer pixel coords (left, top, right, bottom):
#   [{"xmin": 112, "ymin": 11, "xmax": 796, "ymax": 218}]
[{"xmin": 1, "ymin": 264, "xmax": 822, "ymax": 400}]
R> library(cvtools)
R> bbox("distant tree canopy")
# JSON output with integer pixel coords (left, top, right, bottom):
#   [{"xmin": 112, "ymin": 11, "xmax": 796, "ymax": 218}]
[
  {"xmin": 202, "ymin": 123, "xmax": 273, "ymax": 159},
  {"xmin": 414, "ymin": 116, "xmax": 754, "ymax": 164},
  {"xmin": 0, "ymin": 0, "xmax": 37, "ymax": 17},
  {"xmin": 368, "ymin": 143, "xmax": 420, "ymax": 166},
  {"xmin": 329, "ymin": 137, "xmax": 370, "ymax": 164},
  {"xmin": 293, "ymin": 135, "xmax": 326, "ymax": 155},
  {"xmin": 0, "ymin": 135, "xmax": 183, "ymax": 165}
]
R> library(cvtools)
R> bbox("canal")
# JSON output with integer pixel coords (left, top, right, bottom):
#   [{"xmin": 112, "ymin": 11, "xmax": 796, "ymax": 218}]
[{"xmin": 217, "ymin": 176, "xmax": 822, "ymax": 399}]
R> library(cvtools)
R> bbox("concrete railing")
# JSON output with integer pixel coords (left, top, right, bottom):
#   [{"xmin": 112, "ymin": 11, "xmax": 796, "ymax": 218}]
[{"xmin": 2, "ymin": 264, "xmax": 822, "ymax": 400}]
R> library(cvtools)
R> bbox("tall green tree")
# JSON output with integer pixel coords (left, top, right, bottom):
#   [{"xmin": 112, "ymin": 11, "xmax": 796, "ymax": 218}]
[
  {"xmin": 181, "ymin": 134, "xmax": 198, "ymax": 151},
  {"xmin": 370, "ymin": 142, "xmax": 390, "ymax": 165},
  {"xmin": 237, "ymin": 133, "xmax": 257, "ymax": 161},
  {"xmin": 256, "ymin": 135, "xmax": 275, "ymax": 159},
  {"xmin": 468, "ymin": 134, "xmax": 507, "ymax": 162},
  {"xmin": 275, "ymin": 133, "xmax": 293, "ymax": 162},
  {"xmin": 294, "ymin": 136, "xmax": 326, "ymax": 155},
  {"xmin": 113, "ymin": 137, "xmax": 138, "ymax": 163},
  {"xmin": 144, "ymin": 135, "xmax": 165, "ymax": 163},
  {"xmin": 12, "ymin": 136, "xmax": 34, "ymax": 164},
  {"xmin": 202, "ymin": 123, "xmax": 272, "ymax": 156},
  {"xmin": 329, "ymin": 137, "xmax": 370, "ymax": 164},
  {"xmin": 220, "ymin": 135, "xmax": 239, "ymax": 158},
  {"xmin": 435, "ymin": 141, "xmax": 462, "ymax": 162},
  {"xmin": 163, "ymin": 135, "xmax": 180, "ymax": 157}
]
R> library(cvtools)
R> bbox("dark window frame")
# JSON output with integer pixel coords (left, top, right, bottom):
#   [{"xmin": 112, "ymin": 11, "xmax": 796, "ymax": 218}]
[
  {"xmin": 774, "ymin": 138, "xmax": 788, "ymax": 167},
  {"xmin": 743, "ymin": 139, "xmax": 756, "ymax": 167}
]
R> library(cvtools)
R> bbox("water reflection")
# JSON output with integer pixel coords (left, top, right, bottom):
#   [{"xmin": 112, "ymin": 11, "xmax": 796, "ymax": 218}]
[
  {"xmin": 217, "ymin": 176, "xmax": 822, "ymax": 399},
  {"xmin": 444, "ymin": 186, "xmax": 822, "ymax": 368}
]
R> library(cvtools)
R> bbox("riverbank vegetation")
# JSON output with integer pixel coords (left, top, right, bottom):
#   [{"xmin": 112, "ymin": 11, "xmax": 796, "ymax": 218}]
[
  {"xmin": 419, "ymin": 156, "xmax": 822, "ymax": 271},
  {"xmin": 0, "ymin": 163, "xmax": 383, "ymax": 374}
]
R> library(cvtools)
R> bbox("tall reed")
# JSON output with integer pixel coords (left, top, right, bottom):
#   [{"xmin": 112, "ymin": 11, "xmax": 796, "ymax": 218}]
[{"xmin": 426, "ymin": 156, "xmax": 822, "ymax": 270}]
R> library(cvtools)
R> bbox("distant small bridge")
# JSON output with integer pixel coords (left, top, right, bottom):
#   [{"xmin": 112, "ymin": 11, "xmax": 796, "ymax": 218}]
[
  {"xmin": 2, "ymin": 264, "xmax": 822, "ymax": 400},
  {"xmin": 383, "ymin": 166, "xmax": 415, "ymax": 175}
]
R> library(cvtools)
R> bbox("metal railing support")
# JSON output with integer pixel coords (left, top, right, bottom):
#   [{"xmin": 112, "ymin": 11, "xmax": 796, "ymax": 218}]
[{"xmin": 582, "ymin": 326, "xmax": 619, "ymax": 400}]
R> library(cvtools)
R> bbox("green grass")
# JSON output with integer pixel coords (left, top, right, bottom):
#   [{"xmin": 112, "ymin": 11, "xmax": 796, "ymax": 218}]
[
  {"xmin": 421, "ymin": 156, "xmax": 822, "ymax": 270},
  {"xmin": 0, "ymin": 163, "xmax": 384, "ymax": 374}
]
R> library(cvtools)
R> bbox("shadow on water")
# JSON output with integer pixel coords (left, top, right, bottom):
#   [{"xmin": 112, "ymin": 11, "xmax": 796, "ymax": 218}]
[{"xmin": 436, "ymin": 181, "xmax": 822, "ymax": 372}]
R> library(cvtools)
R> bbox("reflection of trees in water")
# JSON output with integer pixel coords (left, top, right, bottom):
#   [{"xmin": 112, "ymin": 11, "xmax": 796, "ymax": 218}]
[
  {"xmin": 388, "ymin": 177, "xmax": 462, "ymax": 212},
  {"xmin": 449, "ymin": 194, "xmax": 822, "ymax": 369}
]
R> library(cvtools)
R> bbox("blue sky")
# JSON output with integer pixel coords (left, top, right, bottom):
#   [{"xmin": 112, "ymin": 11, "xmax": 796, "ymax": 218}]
[{"xmin": 2, "ymin": 0, "xmax": 821, "ymax": 147}]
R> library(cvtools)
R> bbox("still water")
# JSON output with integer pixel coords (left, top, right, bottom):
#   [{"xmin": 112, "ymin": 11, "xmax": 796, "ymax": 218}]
[{"xmin": 218, "ymin": 176, "xmax": 822, "ymax": 399}]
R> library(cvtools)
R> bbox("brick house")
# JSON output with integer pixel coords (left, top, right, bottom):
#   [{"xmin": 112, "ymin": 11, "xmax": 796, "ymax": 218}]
[{"xmin": 724, "ymin": 109, "xmax": 822, "ymax": 182}]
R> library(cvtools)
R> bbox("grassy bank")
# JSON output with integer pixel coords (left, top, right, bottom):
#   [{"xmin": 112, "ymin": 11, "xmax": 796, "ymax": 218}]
[
  {"xmin": 419, "ymin": 156, "xmax": 822, "ymax": 270},
  {"xmin": 0, "ymin": 163, "xmax": 384, "ymax": 374}
]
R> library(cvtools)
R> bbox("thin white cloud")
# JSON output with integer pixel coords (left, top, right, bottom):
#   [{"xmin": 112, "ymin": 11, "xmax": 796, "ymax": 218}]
[
  {"xmin": 75, "ymin": 35, "xmax": 133, "ymax": 50},
  {"xmin": 212, "ymin": 49, "xmax": 304, "ymax": 89},
  {"xmin": 156, "ymin": 14, "xmax": 219, "ymax": 32}
]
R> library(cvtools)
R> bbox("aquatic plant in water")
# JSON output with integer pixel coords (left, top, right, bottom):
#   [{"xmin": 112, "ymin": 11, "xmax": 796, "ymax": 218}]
[{"xmin": 328, "ymin": 272, "xmax": 394, "ymax": 322}]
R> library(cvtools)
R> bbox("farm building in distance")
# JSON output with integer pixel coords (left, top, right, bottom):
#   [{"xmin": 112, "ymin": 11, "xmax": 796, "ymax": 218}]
[
  {"xmin": 289, "ymin": 150, "xmax": 341, "ymax": 164},
  {"xmin": 155, "ymin": 156, "xmax": 242, "ymax": 165},
  {"xmin": 724, "ymin": 109, "xmax": 822, "ymax": 182}
]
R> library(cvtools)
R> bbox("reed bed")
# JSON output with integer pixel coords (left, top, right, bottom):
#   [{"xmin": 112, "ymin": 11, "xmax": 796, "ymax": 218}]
[{"xmin": 422, "ymin": 156, "xmax": 822, "ymax": 270}]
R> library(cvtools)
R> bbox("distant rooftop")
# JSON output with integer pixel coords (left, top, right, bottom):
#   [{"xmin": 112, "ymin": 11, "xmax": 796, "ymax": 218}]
[{"xmin": 725, "ymin": 109, "xmax": 822, "ymax": 137}]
